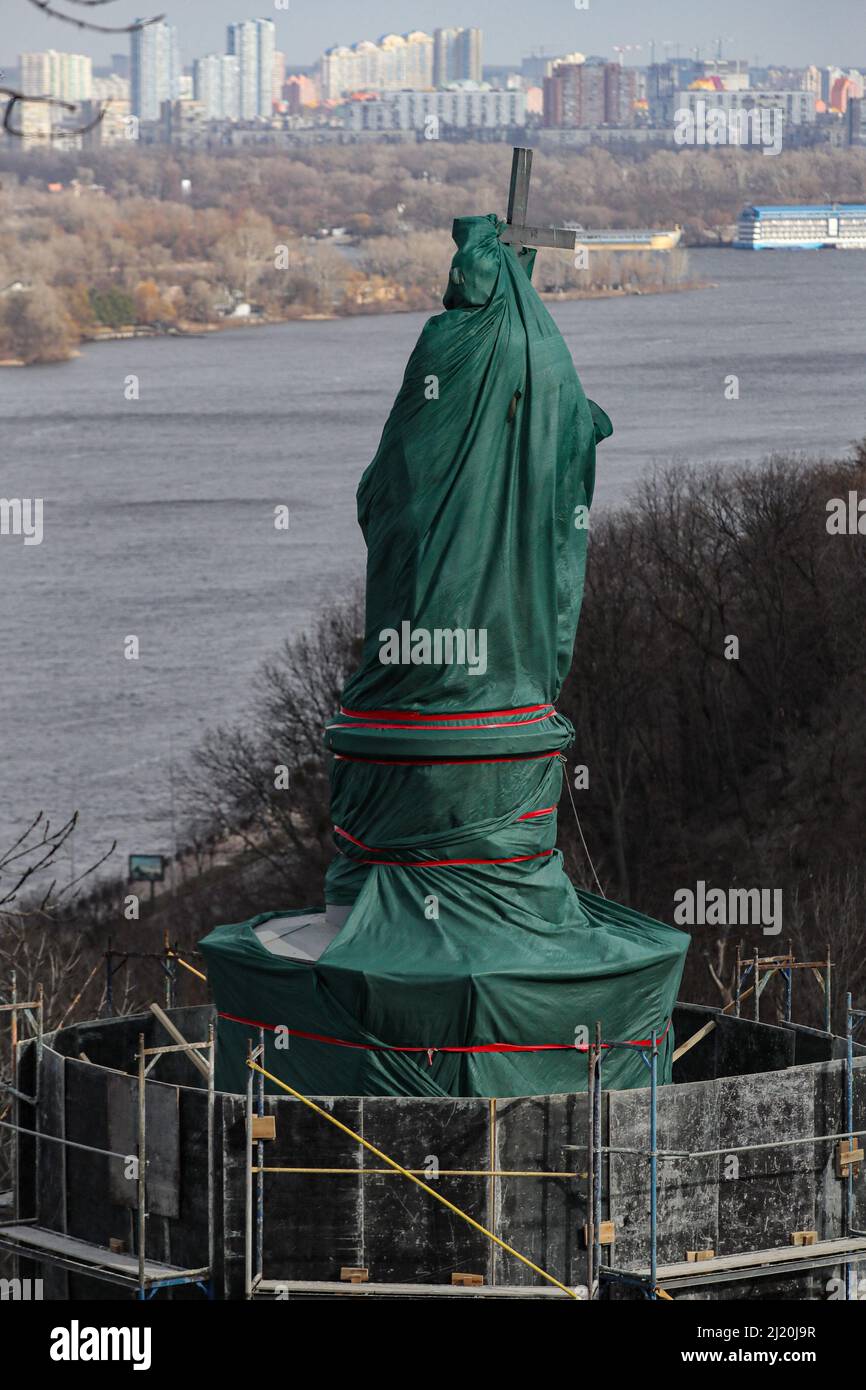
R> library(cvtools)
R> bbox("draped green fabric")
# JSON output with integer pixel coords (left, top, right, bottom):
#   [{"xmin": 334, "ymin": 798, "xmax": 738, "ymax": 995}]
[{"xmin": 201, "ymin": 214, "xmax": 688, "ymax": 1098}]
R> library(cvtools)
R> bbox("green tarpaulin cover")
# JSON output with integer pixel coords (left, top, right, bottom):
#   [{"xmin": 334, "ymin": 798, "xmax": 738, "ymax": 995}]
[{"xmin": 201, "ymin": 213, "xmax": 688, "ymax": 1098}]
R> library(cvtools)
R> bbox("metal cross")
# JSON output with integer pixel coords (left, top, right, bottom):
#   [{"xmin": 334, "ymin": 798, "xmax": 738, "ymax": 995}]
[{"xmin": 498, "ymin": 147, "xmax": 576, "ymax": 253}]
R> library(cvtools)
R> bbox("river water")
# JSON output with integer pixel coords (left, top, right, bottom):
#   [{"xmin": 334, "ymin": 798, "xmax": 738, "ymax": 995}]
[{"xmin": 2, "ymin": 248, "xmax": 865, "ymax": 880}]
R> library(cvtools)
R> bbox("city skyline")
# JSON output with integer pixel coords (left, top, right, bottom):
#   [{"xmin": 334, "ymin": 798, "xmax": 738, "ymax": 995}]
[{"xmin": 3, "ymin": 0, "xmax": 863, "ymax": 71}]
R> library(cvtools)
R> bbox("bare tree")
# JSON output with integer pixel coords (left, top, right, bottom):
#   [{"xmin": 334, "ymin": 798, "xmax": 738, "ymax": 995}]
[{"xmin": 177, "ymin": 594, "xmax": 363, "ymax": 903}]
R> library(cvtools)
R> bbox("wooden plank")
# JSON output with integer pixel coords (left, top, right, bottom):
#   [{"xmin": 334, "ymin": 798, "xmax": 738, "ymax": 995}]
[
  {"xmin": 581, "ymin": 1220, "xmax": 615, "ymax": 1247},
  {"xmin": 673, "ymin": 1020, "xmax": 716, "ymax": 1063},
  {"xmin": 254, "ymin": 1278, "xmax": 570, "ymax": 1299},
  {"xmin": 149, "ymin": 1003, "xmax": 211, "ymax": 1080},
  {"xmin": 836, "ymin": 1140, "xmax": 864, "ymax": 1177},
  {"xmin": 639, "ymin": 1236, "xmax": 866, "ymax": 1283},
  {"xmin": 251, "ymin": 1115, "xmax": 275, "ymax": 1141}
]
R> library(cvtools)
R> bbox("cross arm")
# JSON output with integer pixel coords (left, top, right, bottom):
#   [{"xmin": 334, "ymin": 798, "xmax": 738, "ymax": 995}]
[
  {"xmin": 499, "ymin": 223, "xmax": 577, "ymax": 251},
  {"xmin": 501, "ymin": 146, "xmax": 577, "ymax": 252}
]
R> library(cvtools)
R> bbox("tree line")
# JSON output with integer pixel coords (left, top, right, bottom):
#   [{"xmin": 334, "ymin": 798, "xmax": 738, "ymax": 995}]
[
  {"xmin": 6, "ymin": 447, "xmax": 864, "ymax": 1036},
  {"xmin": 3, "ymin": 139, "xmax": 864, "ymax": 362}
]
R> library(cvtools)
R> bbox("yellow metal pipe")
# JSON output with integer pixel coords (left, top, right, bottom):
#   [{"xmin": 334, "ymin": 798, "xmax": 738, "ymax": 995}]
[
  {"xmin": 252, "ymin": 1167, "xmax": 582, "ymax": 1178},
  {"xmin": 248, "ymin": 1059, "xmax": 578, "ymax": 1299},
  {"xmin": 170, "ymin": 954, "xmax": 208, "ymax": 983}
]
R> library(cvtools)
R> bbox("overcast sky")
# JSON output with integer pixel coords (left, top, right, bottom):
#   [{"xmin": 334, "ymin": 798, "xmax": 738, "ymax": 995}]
[{"xmin": 3, "ymin": 0, "xmax": 863, "ymax": 70}]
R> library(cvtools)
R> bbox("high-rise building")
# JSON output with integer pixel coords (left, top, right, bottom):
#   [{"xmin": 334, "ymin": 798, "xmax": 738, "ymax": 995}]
[
  {"xmin": 433, "ymin": 29, "xmax": 453, "ymax": 87},
  {"xmin": 803, "ymin": 65, "xmax": 822, "ymax": 98},
  {"xmin": 829, "ymin": 75, "xmax": 857, "ymax": 112},
  {"xmin": 433, "ymin": 27, "xmax": 483, "ymax": 86},
  {"xmin": 16, "ymin": 100, "xmax": 53, "ymax": 147},
  {"xmin": 321, "ymin": 31, "xmax": 433, "ymax": 99},
  {"xmin": 285, "ymin": 73, "xmax": 317, "ymax": 113},
  {"xmin": 273, "ymin": 50, "xmax": 286, "ymax": 103},
  {"xmin": 82, "ymin": 97, "xmax": 131, "ymax": 146},
  {"xmin": 227, "ymin": 21, "xmax": 256, "ymax": 118},
  {"xmin": 130, "ymin": 20, "xmax": 180, "ymax": 121},
  {"xmin": 520, "ymin": 53, "xmax": 565, "ymax": 85},
  {"xmin": 193, "ymin": 54, "xmax": 240, "ymax": 119},
  {"xmin": 696, "ymin": 58, "xmax": 749, "ymax": 91},
  {"xmin": 848, "ymin": 96, "xmax": 866, "ymax": 146},
  {"xmin": 453, "ymin": 28, "xmax": 482, "ymax": 83},
  {"xmin": 543, "ymin": 59, "xmax": 636, "ymax": 128},
  {"xmin": 819, "ymin": 65, "xmax": 844, "ymax": 104},
  {"xmin": 256, "ymin": 20, "xmax": 276, "ymax": 118},
  {"xmin": 321, "ymin": 46, "xmax": 352, "ymax": 99},
  {"xmin": 20, "ymin": 50, "xmax": 92, "ymax": 102},
  {"xmin": 92, "ymin": 74, "xmax": 130, "ymax": 103},
  {"xmin": 227, "ymin": 18, "xmax": 276, "ymax": 119}
]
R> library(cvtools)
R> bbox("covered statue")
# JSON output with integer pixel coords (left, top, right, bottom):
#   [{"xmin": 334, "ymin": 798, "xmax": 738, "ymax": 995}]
[{"xmin": 202, "ymin": 205, "xmax": 688, "ymax": 1097}]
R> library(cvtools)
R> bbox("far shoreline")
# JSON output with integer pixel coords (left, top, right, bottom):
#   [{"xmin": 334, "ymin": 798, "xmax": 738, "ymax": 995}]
[{"xmin": 0, "ymin": 279, "xmax": 716, "ymax": 368}]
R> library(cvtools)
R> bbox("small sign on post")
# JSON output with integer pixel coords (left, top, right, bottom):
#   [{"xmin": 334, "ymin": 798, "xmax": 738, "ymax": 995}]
[{"xmin": 128, "ymin": 853, "xmax": 166, "ymax": 905}]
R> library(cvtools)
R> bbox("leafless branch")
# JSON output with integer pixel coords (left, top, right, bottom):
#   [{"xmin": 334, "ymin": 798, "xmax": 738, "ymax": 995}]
[
  {"xmin": 24, "ymin": 0, "xmax": 165, "ymax": 34},
  {"xmin": 0, "ymin": 812, "xmax": 115, "ymax": 912},
  {"xmin": 1, "ymin": 87, "xmax": 107, "ymax": 137},
  {"xmin": 0, "ymin": 811, "xmax": 77, "ymax": 907}
]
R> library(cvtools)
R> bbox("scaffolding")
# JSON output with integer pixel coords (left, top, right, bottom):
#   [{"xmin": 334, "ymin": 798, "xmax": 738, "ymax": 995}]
[
  {"xmin": 0, "ymin": 972, "xmax": 43, "ymax": 1282},
  {"xmin": 233, "ymin": 985, "xmax": 866, "ymax": 1301},
  {"xmin": 734, "ymin": 941, "xmax": 832, "ymax": 1029},
  {"xmin": 0, "ymin": 990, "xmax": 215, "ymax": 1300},
  {"xmin": 3, "ymin": 975, "xmax": 865, "ymax": 1302},
  {"xmin": 104, "ymin": 932, "xmax": 207, "ymax": 1016},
  {"xmin": 241, "ymin": 1034, "xmax": 583, "ymax": 1300},
  {"xmin": 589, "ymin": 992, "xmax": 866, "ymax": 1299}
]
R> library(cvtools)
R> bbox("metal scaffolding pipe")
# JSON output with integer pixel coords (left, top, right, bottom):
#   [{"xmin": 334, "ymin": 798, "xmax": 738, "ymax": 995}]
[{"xmin": 0, "ymin": 1118, "xmax": 130, "ymax": 1162}]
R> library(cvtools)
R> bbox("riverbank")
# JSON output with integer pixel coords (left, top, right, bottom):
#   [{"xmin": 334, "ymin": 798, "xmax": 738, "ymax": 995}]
[
  {"xmin": 541, "ymin": 278, "xmax": 713, "ymax": 302},
  {"xmin": 0, "ymin": 277, "xmax": 714, "ymax": 367}
]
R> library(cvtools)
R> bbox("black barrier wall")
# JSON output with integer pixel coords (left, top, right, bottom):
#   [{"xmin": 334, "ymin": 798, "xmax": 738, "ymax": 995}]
[{"xmin": 11, "ymin": 1005, "xmax": 866, "ymax": 1300}]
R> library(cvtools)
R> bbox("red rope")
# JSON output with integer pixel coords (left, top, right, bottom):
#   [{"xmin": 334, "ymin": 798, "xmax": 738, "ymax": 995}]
[
  {"xmin": 329, "ymin": 711, "xmax": 555, "ymax": 732},
  {"xmin": 340, "ymin": 703, "xmax": 554, "ymax": 722},
  {"xmin": 332, "ymin": 824, "xmax": 555, "ymax": 868},
  {"xmin": 333, "ymin": 825, "xmax": 372, "ymax": 851},
  {"xmin": 333, "ymin": 753, "xmax": 560, "ymax": 766},
  {"xmin": 333, "ymin": 807, "xmax": 556, "ymax": 858},
  {"xmin": 217, "ymin": 1012, "xmax": 672, "ymax": 1057},
  {"xmin": 359, "ymin": 851, "xmax": 554, "ymax": 867}
]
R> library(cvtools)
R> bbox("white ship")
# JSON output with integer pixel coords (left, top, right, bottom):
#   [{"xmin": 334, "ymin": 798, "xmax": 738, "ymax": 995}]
[{"xmin": 734, "ymin": 204, "xmax": 866, "ymax": 249}]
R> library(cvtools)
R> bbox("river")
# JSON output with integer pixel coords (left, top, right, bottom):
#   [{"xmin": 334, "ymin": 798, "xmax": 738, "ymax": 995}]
[{"xmin": 2, "ymin": 248, "xmax": 865, "ymax": 881}]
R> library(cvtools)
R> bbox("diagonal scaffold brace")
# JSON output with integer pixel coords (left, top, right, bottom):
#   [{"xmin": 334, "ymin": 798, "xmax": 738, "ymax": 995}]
[{"xmin": 246, "ymin": 1057, "xmax": 579, "ymax": 1299}]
